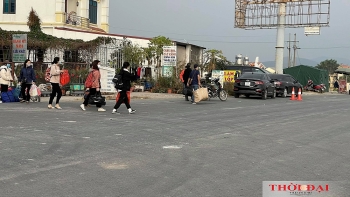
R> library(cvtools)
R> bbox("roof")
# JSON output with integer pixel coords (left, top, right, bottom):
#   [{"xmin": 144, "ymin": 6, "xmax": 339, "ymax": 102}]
[
  {"xmin": 55, "ymin": 27, "xmax": 153, "ymax": 40},
  {"xmin": 173, "ymin": 41, "xmax": 206, "ymax": 49},
  {"xmin": 54, "ymin": 27, "xmax": 207, "ymax": 49}
]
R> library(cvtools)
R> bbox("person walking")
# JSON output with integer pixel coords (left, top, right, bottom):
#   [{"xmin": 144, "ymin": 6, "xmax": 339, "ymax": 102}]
[
  {"xmin": 48, "ymin": 57, "xmax": 63, "ymax": 109},
  {"xmin": 80, "ymin": 60, "xmax": 106, "ymax": 112},
  {"xmin": 187, "ymin": 64, "xmax": 201, "ymax": 104},
  {"xmin": 112, "ymin": 62, "xmax": 136, "ymax": 114},
  {"xmin": 0, "ymin": 61, "xmax": 13, "ymax": 103},
  {"xmin": 183, "ymin": 63, "xmax": 192, "ymax": 101},
  {"xmin": 19, "ymin": 59, "xmax": 36, "ymax": 103}
]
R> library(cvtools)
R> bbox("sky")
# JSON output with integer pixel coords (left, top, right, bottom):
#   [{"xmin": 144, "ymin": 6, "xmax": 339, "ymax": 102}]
[{"xmin": 109, "ymin": 0, "xmax": 350, "ymax": 63}]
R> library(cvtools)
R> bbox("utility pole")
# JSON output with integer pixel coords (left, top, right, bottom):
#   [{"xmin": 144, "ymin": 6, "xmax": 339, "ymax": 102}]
[
  {"xmin": 292, "ymin": 33, "xmax": 300, "ymax": 67},
  {"xmin": 287, "ymin": 33, "xmax": 291, "ymax": 68}
]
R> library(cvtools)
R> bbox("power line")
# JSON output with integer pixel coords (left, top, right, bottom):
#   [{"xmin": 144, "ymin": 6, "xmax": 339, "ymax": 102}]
[
  {"xmin": 169, "ymin": 38, "xmax": 275, "ymax": 44},
  {"xmin": 109, "ymin": 25, "xmax": 276, "ymax": 38},
  {"xmin": 302, "ymin": 46, "xmax": 350, "ymax": 50}
]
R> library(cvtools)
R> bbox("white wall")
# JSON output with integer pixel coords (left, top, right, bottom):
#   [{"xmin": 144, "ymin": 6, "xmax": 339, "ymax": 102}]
[{"xmin": 0, "ymin": 0, "xmax": 58, "ymax": 28}]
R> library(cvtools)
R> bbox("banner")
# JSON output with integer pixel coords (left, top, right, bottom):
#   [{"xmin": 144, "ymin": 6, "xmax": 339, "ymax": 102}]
[
  {"xmin": 211, "ymin": 70, "xmax": 224, "ymax": 87},
  {"xmin": 99, "ymin": 66, "xmax": 115, "ymax": 93},
  {"xmin": 12, "ymin": 34, "xmax": 27, "ymax": 62},
  {"xmin": 162, "ymin": 46, "xmax": 177, "ymax": 67},
  {"xmin": 162, "ymin": 66, "xmax": 173, "ymax": 77},
  {"xmin": 223, "ymin": 70, "xmax": 241, "ymax": 82}
]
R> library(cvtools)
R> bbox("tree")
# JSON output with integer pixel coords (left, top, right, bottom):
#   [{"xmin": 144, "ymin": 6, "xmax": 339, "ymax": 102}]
[
  {"xmin": 149, "ymin": 36, "xmax": 173, "ymax": 76},
  {"xmin": 142, "ymin": 46, "xmax": 155, "ymax": 66},
  {"xmin": 122, "ymin": 43, "xmax": 144, "ymax": 66},
  {"xmin": 203, "ymin": 49, "xmax": 230, "ymax": 72},
  {"xmin": 315, "ymin": 59, "xmax": 339, "ymax": 74},
  {"xmin": 27, "ymin": 8, "xmax": 42, "ymax": 33}
]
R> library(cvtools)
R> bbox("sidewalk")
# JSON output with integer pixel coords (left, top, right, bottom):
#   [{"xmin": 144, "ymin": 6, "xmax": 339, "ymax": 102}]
[{"xmin": 40, "ymin": 92, "xmax": 184, "ymax": 102}]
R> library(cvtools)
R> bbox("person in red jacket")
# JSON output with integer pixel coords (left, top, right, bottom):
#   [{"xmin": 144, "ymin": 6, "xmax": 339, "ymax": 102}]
[{"xmin": 80, "ymin": 60, "xmax": 106, "ymax": 112}]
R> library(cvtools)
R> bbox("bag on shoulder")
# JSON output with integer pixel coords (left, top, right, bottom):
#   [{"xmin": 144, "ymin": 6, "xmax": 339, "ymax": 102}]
[
  {"xmin": 60, "ymin": 69, "xmax": 70, "ymax": 86},
  {"xmin": 84, "ymin": 71, "xmax": 94, "ymax": 88},
  {"xmin": 112, "ymin": 74, "xmax": 123, "ymax": 90},
  {"xmin": 45, "ymin": 66, "xmax": 51, "ymax": 82}
]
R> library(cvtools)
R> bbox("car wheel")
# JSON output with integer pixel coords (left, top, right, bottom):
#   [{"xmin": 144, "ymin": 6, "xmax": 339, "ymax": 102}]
[
  {"xmin": 261, "ymin": 90, "xmax": 267, "ymax": 100},
  {"xmin": 281, "ymin": 88, "xmax": 287, "ymax": 98},
  {"xmin": 234, "ymin": 93, "xmax": 239, "ymax": 98},
  {"xmin": 271, "ymin": 89, "xmax": 276, "ymax": 99},
  {"xmin": 245, "ymin": 94, "xmax": 250, "ymax": 98}
]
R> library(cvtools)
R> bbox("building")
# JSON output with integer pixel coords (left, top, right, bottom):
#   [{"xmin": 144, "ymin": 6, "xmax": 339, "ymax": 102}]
[{"xmin": 1, "ymin": 0, "xmax": 205, "ymax": 77}]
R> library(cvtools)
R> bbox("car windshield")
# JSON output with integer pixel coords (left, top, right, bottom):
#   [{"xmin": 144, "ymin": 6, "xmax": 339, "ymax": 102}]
[
  {"xmin": 240, "ymin": 73, "xmax": 264, "ymax": 80},
  {"xmin": 269, "ymin": 74, "xmax": 285, "ymax": 81},
  {"xmin": 262, "ymin": 69, "xmax": 272, "ymax": 74}
]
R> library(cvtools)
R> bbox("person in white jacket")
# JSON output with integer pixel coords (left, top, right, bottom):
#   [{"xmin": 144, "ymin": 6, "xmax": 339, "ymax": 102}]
[{"xmin": 0, "ymin": 62, "xmax": 14, "ymax": 103}]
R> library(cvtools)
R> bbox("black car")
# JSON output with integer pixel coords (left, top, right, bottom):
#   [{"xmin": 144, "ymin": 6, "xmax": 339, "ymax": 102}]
[
  {"xmin": 268, "ymin": 74, "xmax": 303, "ymax": 97},
  {"xmin": 234, "ymin": 73, "xmax": 276, "ymax": 100}
]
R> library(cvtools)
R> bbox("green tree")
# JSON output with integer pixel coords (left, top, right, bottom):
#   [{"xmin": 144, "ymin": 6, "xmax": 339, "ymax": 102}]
[
  {"xmin": 142, "ymin": 46, "xmax": 155, "ymax": 66},
  {"xmin": 122, "ymin": 43, "xmax": 144, "ymax": 66},
  {"xmin": 149, "ymin": 36, "xmax": 173, "ymax": 76},
  {"xmin": 203, "ymin": 49, "xmax": 230, "ymax": 72},
  {"xmin": 315, "ymin": 59, "xmax": 339, "ymax": 74}
]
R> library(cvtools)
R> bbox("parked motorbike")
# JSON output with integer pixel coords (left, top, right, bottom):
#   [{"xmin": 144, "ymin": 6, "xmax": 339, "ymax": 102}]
[
  {"xmin": 304, "ymin": 79, "xmax": 326, "ymax": 93},
  {"xmin": 205, "ymin": 77, "xmax": 228, "ymax": 101}
]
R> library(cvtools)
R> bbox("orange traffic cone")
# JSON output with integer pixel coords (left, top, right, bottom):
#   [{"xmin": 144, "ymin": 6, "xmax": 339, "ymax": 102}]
[
  {"xmin": 290, "ymin": 87, "xmax": 296, "ymax": 100},
  {"xmin": 297, "ymin": 88, "xmax": 302, "ymax": 101}
]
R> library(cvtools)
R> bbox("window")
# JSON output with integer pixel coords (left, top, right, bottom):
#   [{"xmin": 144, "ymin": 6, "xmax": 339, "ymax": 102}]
[
  {"xmin": 251, "ymin": 68, "xmax": 265, "ymax": 73},
  {"xmin": 3, "ymin": 0, "xmax": 16, "ymax": 14},
  {"xmin": 89, "ymin": 0, "xmax": 97, "ymax": 24}
]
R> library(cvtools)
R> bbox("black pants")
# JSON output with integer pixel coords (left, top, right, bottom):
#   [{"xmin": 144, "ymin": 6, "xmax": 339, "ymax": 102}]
[
  {"xmin": 83, "ymin": 88, "xmax": 102, "ymax": 108},
  {"xmin": 21, "ymin": 83, "xmax": 32, "ymax": 101},
  {"xmin": 49, "ymin": 83, "xmax": 62, "ymax": 105},
  {"xmin": 114, "ymin": 90, "xmax": 131, "ymax": 110}
]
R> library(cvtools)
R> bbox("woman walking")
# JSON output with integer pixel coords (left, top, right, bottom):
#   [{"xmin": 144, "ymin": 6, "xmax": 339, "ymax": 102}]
[
  {"xmin": 80, "ymin": 60, "xmax": 106, "ymax": 112},
  {"xmin": 0, "ymin": 61, "xmax": 13, "ymax": 103},
  {"xmin": 19, "ymin": 59, "xmax": 36, "ymax": 103},
  {"xmin": 48, "ymin": 57, "xmax": 63, "ymax": 109},
  {"xmin": 112, "ymin": 62, "xmax": 136, "ymax": 114}
]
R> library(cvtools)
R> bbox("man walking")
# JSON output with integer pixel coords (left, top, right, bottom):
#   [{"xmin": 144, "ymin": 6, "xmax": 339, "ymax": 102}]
[
  {"xmin": 187, "ymin": 64, "xmax": 201, "ymax": 104},
  {"xmin": 180, "ymin": 63, "xmax": 192, "ymax": 101}
]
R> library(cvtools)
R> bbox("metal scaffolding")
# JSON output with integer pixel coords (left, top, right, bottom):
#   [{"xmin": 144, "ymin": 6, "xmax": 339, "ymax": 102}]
[{"xmin": 235, "ymin": 0, "xmax": 330, "ymax": 29}]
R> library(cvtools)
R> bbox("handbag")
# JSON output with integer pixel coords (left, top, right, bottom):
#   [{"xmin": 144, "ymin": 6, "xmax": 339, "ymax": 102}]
[
  {"xmin": 88, "ymin": 92, "xmax": 106, "ymax": 106},
  {"xmin": 193, "ymin": 86, "xmax": 209, "ymax": 103},
  {"xmin": 183, "ymin": 86, "xmax": 193, "ymax": 96}
]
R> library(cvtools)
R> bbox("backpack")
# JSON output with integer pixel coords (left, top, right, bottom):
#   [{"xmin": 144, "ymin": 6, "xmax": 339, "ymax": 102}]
[
  {"xmin": 84, "ymin": 71, "xmax": 94, "ymax": 88},
  {"xmin": 60, "ymin": 69, "xmax": 70, "ymax": 86},
  {"xmin": 112, "ymin": 73, "xmax": 123, "ymax": 90},
  {"xmin": 45, "ymin": 66, "xmax": 51, "ymax": 82}
]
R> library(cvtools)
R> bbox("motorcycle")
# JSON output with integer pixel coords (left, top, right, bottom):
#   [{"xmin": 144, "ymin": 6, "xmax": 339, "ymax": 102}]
[
  {"xmin": 205, "ymin": 77, "xmax": 228, "ymax": 101},
  {"xmin": 304, "ymin": 79, "xmax": 326, "ymax": 93}
]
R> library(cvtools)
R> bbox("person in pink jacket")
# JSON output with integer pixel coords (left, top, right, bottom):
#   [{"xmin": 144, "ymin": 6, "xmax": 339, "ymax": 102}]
[
  {"xmin": 80, "ymin": 60, "xmax": 106, "ymax": 112},
  {"xmin": 48, "ymin": 57, "xmax": 63, "ymax": 109}
]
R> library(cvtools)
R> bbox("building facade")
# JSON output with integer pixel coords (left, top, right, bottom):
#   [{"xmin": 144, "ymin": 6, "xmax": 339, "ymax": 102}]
[{"xmin": 1, "ymin": 0, "xmax": 205, "ymax": 77}]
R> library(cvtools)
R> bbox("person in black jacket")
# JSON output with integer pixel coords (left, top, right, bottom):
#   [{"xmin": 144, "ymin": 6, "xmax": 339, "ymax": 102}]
[
  {"xmin": 183, "ymin": 63, "xmax": 192, "ymax": 101},
  {"xmin": 112, "ymin": 62, "xmax": 136, "ymax": 114},
  {"xmin": 19, "ymin": 59, "xmax": 36, "ymax": 103}
]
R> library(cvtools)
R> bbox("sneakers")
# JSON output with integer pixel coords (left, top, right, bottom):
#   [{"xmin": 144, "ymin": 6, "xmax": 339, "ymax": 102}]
[
  {"xmin": 192, "ymin": 102, "xmax": 196, "ymax": 105},
  {"xmin": 112, "ymin": 109, "xmax": 120, "ymax": 114},
  {"xmin": 98, "ymin": 108, "xmax": 106, "ymax": 112},
  {"xmin": 80, "ymin": 104, "xmax": 86, "ymax": 111},
  {"xmin": 129, "ymin": 109, "xmax": 136, "ymax": 114},
  {"xmin": 48, "ymin": 104, "xmax": 53, "ymax": 109},
  {"xmin": 55, "ymin": 104, "xmax": 62, "ymax": 110}
]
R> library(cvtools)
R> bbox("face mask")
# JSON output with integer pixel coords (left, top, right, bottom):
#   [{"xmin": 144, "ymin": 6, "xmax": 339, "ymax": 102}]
[
  {"xmin": 98, "ymin": 64, "xmax": 101, "ymax": 68},
  {"xmin": 26, "ymin": 63, "xmax": 31, "ymax": 67}
]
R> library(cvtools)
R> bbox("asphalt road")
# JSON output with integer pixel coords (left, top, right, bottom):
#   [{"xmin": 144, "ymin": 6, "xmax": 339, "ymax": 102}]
[{"xmin": 1, "ymin": 94, "xmax": 350, "ymax": 197}]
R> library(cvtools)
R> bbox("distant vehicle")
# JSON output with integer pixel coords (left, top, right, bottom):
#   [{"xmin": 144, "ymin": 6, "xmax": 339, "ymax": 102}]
[
  {"xmin": 304, "ymin": 79, "xmax": 326, "ymax": 93},
  {"xmin": 234, "ymin": 73, "xmax": 276, "ymax": 100},
  {"xmin": 268, "ymin": 74, "xmax": 303, "ymax": 97},
  {"xmin": 205, "ymin": 65, "xmax": 271, "ymax": 82}
]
